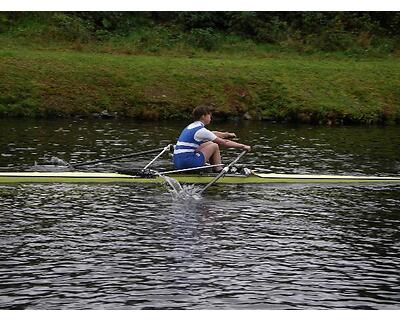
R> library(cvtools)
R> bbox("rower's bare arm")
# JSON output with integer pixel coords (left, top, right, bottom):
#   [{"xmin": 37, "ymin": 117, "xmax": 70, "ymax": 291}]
[
  {"xmin": 214, "ymin": 137, "xmax": 251, "ymax": 151},
  {"xmin": 212, "ymin": 131, "xmax": 237, "ymax": 139}
]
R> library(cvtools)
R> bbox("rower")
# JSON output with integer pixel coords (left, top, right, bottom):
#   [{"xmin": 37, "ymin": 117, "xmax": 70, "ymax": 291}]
[{"xmin": 173, "ymin": 105, "xmax": 251, "ymax": 172}]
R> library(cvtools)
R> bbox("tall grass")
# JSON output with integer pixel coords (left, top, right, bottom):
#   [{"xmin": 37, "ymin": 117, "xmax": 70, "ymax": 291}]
[{"xmin": 0, "ymin": 48, "xmax": 399, "ymax": 124}]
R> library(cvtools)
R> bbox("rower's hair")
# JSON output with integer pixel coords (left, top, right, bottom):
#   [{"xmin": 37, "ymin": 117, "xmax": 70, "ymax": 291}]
[{"xmin": 193, "ymin": 105, "xmax": 212, "ymax": 120}]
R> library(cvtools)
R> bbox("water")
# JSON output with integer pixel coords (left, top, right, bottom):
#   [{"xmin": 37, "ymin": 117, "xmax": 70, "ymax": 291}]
[
  {"xmin": 0, "ymin": 119, "xmax": 400, "ymax": 309},
  {"xmin": 162, "ymin": 175, "xmax": 203, "ymax": 201}
]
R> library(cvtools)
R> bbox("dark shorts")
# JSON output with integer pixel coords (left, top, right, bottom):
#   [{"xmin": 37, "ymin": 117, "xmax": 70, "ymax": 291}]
[{"xmin": 173, "ymin": 151, "xmax": 206, "ymax": 169}]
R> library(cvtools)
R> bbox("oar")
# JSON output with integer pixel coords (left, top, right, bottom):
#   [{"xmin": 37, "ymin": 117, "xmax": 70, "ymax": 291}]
[
  {"xmin": 115, "ymin": 163, "xmax": 225, "ymax": 177},
  {"xmin": 143, "ymin": 144, "xmax": 172, "ymax": 169},
  {"xmin": 160, "ymin": 163, "xmax": 225, "ymax": 175},
  {"xmin": 70, "ymin": 146, "xmax": 169, "ymax": 168},
  {"xmin": 201, "ymin": 150, "xmax": 248, "ymax": 194}
]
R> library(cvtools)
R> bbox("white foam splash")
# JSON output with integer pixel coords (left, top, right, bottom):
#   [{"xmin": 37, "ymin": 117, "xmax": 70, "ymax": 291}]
[
  {"xmin": 50, "ymin": 156, "xmax": 69, "ymax": 166},
  {"xmin": 160, "ymin": 175, "xmax": 202, "ymax": 200}
]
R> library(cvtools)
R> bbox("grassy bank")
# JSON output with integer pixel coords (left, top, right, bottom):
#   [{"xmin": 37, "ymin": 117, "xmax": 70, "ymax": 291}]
[
  {"xmin": 1, "ymin": 45, "xmax": 399, "ymax": 124},
  {"xmin": 1, "ymin": 12, "xmax": 400, "ymax": 124}
]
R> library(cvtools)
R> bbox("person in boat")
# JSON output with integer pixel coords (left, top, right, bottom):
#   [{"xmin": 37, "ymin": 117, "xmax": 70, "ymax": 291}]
[{"xmin": 173, "ymin": 105, "xmax": 251, "ymax": 172}]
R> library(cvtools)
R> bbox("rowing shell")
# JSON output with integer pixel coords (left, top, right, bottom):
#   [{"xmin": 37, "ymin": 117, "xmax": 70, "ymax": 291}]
[{"xmin": 0, "ymin": 171, "xmax": 400, "ymax": 184}]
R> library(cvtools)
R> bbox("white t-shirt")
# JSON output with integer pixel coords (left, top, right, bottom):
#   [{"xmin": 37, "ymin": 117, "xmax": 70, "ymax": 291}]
[{"xmin": 188, "ymin": 121, "xmax": 217, "ymax": 142}]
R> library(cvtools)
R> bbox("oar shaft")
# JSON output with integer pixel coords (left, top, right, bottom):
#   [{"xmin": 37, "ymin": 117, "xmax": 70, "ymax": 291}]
[
  {"xmin": 71, "ymin": 147, "xmax": 167, "ymax": 168},
  {"xmin": 143, "ymin": 144, "xmax": 171, "ymax": 169},
  {"xmin": 201, "ymin": 150, "xmax": 247, "ymax": 193},
  {"xmin": 161, "ymin": 164, "xmax": 225, "ymax": 175}
]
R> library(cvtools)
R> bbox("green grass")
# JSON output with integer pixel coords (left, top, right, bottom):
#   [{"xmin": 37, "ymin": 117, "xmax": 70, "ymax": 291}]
[{"xmin": 0, "ymin": 39, "xmax": 399, "ymax": 124}]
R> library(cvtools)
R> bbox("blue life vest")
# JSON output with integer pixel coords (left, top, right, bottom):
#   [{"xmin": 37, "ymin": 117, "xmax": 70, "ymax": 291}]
[{"xmin": 174, "ymin": 121, "xmax": 204, "ymax": 155}]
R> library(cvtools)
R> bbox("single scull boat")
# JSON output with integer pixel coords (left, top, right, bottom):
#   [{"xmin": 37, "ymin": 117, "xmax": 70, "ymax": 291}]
[
  {"xmin": 0, "ymin": 171, "xmax": 399, "ymax": 184},
  {"xmin": 1, "ymin": 145, "xmax": 399, "ymax": 185}
]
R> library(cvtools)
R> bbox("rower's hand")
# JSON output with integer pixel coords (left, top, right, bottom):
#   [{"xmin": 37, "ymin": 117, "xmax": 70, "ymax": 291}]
[
  {"xmin": 227, "ymin": 132, "xmax": 237, "ymax": 139},
  {"xmin": 241, "ymin": 144, "xmax": 251, "ymax": 152}
]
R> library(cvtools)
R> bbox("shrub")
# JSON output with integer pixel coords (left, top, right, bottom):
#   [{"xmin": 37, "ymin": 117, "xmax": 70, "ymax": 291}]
[
  {"xmin": 0, "ymin": 13, "xmax": 10, "ymax": 33},
  {"xmin": 255, "ymin": 16, "xmax": 288, "ymax": 43},
  {"xmin": 227, "ymin": 12, "xmax": 260, "ymax": 37},
  {"xmin": 94, "ymin": 29, "xmax": 112, "ymax": 41},
  {"xmin": 186, "ymin": 28, "xmax": 220, "ymax": 51},
  {"xmin": 50, "ymin": 13, "xmax": 93, "ymax": 42},
  {"xmin": 313, "ymin": 30, "xmax": 355, "ymax": 52},
  {"xmin": 174, "ymin": 12, "xmax": 229, "ymax": 30}
]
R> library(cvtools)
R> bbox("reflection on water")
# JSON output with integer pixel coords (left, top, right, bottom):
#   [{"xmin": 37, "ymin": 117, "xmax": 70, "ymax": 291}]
[{"xmin": 0, "ymin": 119, "xmax": 400, "ymax": 309}]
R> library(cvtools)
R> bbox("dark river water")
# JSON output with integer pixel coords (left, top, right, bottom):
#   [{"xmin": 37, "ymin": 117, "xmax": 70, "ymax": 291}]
[{"xmin": 0, "ymin": 119, "xmax": 399, "ymax": 309}]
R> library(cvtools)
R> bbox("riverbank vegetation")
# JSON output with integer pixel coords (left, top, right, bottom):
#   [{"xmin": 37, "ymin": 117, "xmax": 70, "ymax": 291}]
[{"xmin": 0, "ymin": 12, "xmax": 399, "ymax": 124}]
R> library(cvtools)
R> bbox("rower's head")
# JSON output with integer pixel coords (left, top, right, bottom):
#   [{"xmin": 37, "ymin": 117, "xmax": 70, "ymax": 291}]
[{"xmin": 193, "ymin": 105, "xmax": 212, "ymax": 125}]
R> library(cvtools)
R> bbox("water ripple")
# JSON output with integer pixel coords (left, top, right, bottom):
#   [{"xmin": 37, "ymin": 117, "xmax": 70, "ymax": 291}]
[
  {"xmin": 1, "ymin": 183, "xmax": 399, "ymax": 309},
  {"xmin": 1, "ymin": 120, "xmax": 400, "ymax": 309}
]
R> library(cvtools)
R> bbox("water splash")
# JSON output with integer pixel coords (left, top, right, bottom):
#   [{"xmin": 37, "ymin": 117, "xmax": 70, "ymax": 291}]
[
  {"xmin": 50, "ymin": 156, "xmax": 70, "ymax": 166},
  {"xmin": 160, "ymin": 175, "xmax": 202, "ymax": 200},
  {"xmin": 162, "ymin": 175, "xmax": 183, "ymax": 192}
]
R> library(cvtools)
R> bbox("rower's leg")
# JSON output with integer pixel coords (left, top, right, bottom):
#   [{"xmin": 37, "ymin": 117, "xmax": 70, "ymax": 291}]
[
  {"xmin": 196, "ymin": 141, "xmax": 213, "ymax": 155},
  {"xmin": 197, "ymin": 142, "xmax": 223, "ymax": 171}
]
